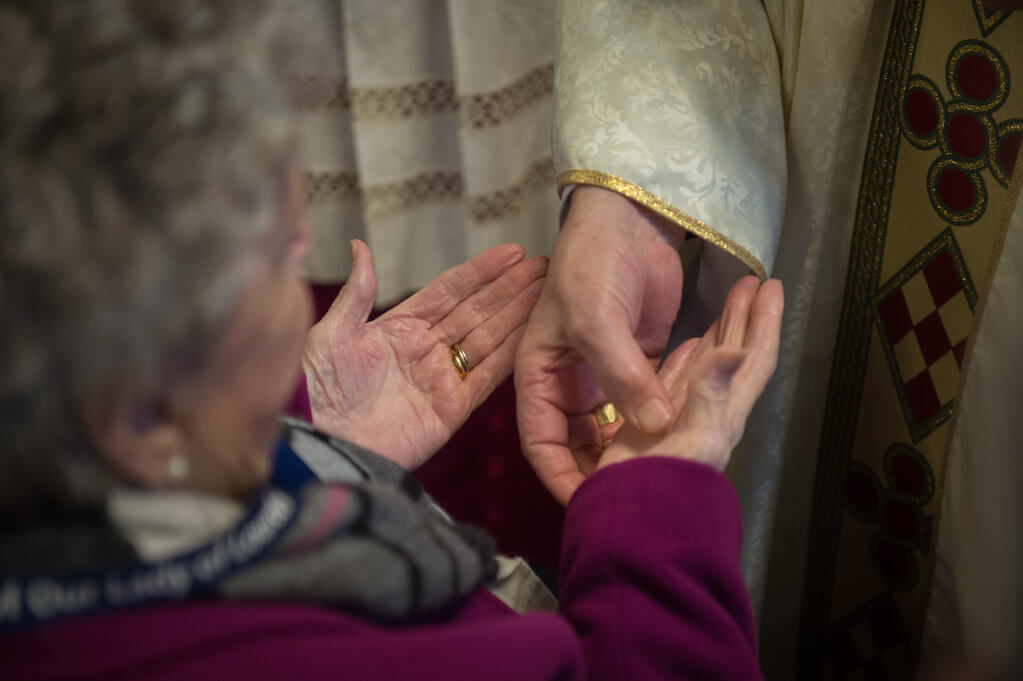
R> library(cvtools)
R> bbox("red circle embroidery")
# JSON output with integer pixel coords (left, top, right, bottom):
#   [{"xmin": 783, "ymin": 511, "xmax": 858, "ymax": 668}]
[
  {"xmin": 999, "ymin": 133, "xmax": 1021, "ymax": 177},
  {"xmin": 956, "ymin": 54, "xmax": 997, "ymax": 102},
  {"xmin": 906, "ymin": 89, "xmax": 938, "ymax": 137},
  {"xmin": 883, "ymin": 497, "xmax": 920, "ymax": 540},
  {"xmin": 889, "ymin": 452, "xmax": 928, "ymax": 499},
  {"xmin": 946, "ymin": 113, "xmax": 986, "ymax": 159},
  {"xmin": 936, "ymin": 167, "xmax": 976, "ymax": 213}
]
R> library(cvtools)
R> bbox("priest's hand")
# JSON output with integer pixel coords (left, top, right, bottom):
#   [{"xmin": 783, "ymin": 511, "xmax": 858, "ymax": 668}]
[
  {"xmin": 514, "ymin": 186, "xmax": 685, "ymax": 504},
  {"xmin": 304, "ymin": 240, "xmax": 546, "ymax": 470},
  {"xmin": 597, "ymin": 277, "xmax": 783, "ymax": 473}
]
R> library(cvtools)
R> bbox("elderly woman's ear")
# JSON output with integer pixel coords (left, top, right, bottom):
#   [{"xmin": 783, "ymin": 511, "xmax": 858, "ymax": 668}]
[{"xmin": 81, "ymin": 401, "xmax": 191, "ymax": 488}]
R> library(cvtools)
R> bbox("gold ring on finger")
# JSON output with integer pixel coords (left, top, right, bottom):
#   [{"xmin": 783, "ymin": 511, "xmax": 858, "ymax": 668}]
[
  {"xmin": 450, "ymin": 343, "xmax": 473, "ymax": 381},
  {"xmin": 591, "ymin": 402, "xmax": 619, "ymax": 427}
]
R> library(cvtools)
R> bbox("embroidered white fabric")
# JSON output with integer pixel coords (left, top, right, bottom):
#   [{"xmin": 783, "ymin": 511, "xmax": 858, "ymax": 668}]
[
  {"xmin": 555, "ymin": 1, "xmax": 896, "ymax": 676},
  {"xmin": 558, "ymin": 1, "xmax": 1023, "ymax": 676},
  {"xmin": 278, "ymin": 0, "xmax": 560, "ymax": 302}
]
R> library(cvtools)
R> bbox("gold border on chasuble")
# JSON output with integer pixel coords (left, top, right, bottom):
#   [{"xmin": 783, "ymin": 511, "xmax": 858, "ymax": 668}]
[
  {"xmin": 798, "ymin": 1, "xmax": 1023, "ymax": 679},
  {"xmin": 556, "ymin": 170, "xmax": 769, "ymax": 280}
]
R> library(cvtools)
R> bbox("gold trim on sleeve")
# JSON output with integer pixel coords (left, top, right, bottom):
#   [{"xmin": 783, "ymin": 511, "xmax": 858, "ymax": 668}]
[{"xmin": 557, "ymin": 169, "xmax": 767, "ymax": 280}]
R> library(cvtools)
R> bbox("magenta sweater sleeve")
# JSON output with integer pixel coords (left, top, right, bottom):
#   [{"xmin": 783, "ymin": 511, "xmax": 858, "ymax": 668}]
[
  {"xmin": 558, "ymin": 456, "xmax": 763, "ymax": 681},
  {"xmin": 0, "ymin": 458, "xmax": 763, "ymax": 681}
]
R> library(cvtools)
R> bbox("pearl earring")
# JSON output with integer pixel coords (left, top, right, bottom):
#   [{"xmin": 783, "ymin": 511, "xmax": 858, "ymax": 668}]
[{"xmin": 167, "ymin": 455, "xmax": 190, "ymax": 481}]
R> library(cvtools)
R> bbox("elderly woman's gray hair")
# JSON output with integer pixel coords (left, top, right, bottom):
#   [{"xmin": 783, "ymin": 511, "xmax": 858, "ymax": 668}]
[{"xmin": 0, "ymin": 0, "xmax": 295, "ymax": 524}]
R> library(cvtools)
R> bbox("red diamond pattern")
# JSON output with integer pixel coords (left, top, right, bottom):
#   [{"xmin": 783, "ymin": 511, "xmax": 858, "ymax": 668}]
[
  {"xmin": 923, "ymin": 251, "xmax": 962, "ymax": 307},
  {"xmin": 952, "ymin": 339, "xmax": 968, "ymax": 368},
  {"xmin": 875, "ymin": 234, "xmax": 976, "ymax": 438},
  {"xmin": 914, "ymin": 311, "xmax": 952, "ymax": 365},
  {"xmin": 905, "ymin": 371, "xmax": 941, "ymax": 424},
  {"xmin": 878, "ymin": 290, "xmax": 914, "ymax": 344}
]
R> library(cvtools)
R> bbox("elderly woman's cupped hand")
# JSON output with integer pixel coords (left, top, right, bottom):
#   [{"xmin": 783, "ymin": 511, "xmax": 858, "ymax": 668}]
[
  {"xmin": 595, "ymin": 276, "xmax": 783, "ymax": 474},
  {"xmin": 303, "ymin": 240, "xmax": 547, "ymax": 470}
]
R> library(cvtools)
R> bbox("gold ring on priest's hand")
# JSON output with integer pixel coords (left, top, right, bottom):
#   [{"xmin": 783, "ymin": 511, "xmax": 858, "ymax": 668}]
[
  {"xmin": 450, "ymin": 343, "xmax": 473, "ymax": 380},
  {"xmin": 591, "ymin": 402, "xmax": 619, "ymax": 427}
]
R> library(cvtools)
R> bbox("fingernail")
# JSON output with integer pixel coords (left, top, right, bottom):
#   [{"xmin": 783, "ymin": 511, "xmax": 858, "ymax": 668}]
[{"xmin": 637, "ymin": 398, "xmax": 671, "ymax": 433}]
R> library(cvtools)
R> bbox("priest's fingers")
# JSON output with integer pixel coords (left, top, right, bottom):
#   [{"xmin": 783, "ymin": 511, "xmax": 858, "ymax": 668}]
[
  {"xmin": 566, "ymin": 412, "xmax": 614, "ymax": 476},
  {"xmin": 574, "ymin": 307, "xmax": 673, "ymax": 436},
  {"xmin": 519, "ymin": 430, "xmax": 584, "ymax": 506},
  {"xmin": 516, "ymin": 358, "xmax": 584, "ymax": 505}
]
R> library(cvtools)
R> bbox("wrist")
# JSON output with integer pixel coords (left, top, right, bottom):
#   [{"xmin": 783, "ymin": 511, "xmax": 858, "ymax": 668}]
[
  {"xmin": 595, "ymin": 447, "xmax": 637, "ymax": 472},
  {"xmin": 598, "ymin": 442, "xmax": 729, "ymax": 474},
  {"xmin": 565, "ymin": 186, "xmax": 686, "ymax": 250}
]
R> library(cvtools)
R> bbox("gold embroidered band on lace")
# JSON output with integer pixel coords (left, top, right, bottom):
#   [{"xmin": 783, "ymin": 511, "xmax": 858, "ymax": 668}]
[
  {"xmin": 306, "ymin": 158, "xmax": 555, "ymax": 224},
  {"xmin": 306, "ymin": 171, "xmax": 360, "ymax": 203},
  {"xmin": 363, "ymin": 172, "xmax": 463, "ymax": 218},
  {"xmin": 460, "ymin": 64, "xmax": 553, "ymax": 128},
  {"xmin": 287, "ymin": 64, "xmax": 553, "ymax": 129},
  {"xmin": 288, "ymin": 75, "xmax": 352, "ymax": 110},
  {"xmin": 556, "ymin": 169, "xmax": 767, "ymax": 280},
  {"xmin": 354, "ymin": 80, "xmax": 459, "ymax": 119},
  {"xmin": 470, "ymin": 158, "xmax": 554, "ymax": 222},
  {"xmin": 288, "ymin": 76, "xmax": 459, "ymax": 117}
]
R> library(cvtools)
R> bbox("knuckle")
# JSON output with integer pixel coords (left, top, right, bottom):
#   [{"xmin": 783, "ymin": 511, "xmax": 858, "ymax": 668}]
[{"xmin": 566, "ymin": 310, "xmax": 609, "ymax": 347}]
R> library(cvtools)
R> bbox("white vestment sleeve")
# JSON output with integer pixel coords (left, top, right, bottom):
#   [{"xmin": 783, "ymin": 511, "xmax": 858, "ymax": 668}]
[{"xmin": 553, "ymin": 0, "xmax": 787, "ymax": 278}]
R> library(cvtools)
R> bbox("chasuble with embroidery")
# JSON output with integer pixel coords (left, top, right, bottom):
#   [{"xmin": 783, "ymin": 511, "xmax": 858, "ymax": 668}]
[{"xmin": 554, "ymin": 0, "xmax": 1023, "ymax": 678}]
